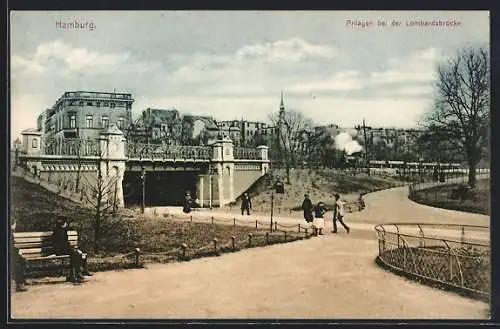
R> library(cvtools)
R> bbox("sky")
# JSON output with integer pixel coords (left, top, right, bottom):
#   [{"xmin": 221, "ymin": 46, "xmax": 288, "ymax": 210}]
[{"xmin": 10, "ymin": 10, "xmax": 489, "ymax": 141}]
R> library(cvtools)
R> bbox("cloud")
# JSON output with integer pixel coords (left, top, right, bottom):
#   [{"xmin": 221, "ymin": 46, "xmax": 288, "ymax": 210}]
[
  {"xmin": 370, "ymin": 47, "xmax": 441, "ymax": 84},
  {"xmin": 11, "ymin": 40, "xmax": 135, "ymax": 77},
  {"xmin": 288, "ymin": 71, "xmax": 363, "ymax": 93},
  {"xmin": 235, "ymin": 38, "xmax": 337, "ymax": 62}
]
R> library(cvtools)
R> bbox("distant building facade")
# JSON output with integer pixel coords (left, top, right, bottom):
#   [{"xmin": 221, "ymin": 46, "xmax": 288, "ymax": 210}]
[
  {"xmin": 127, "ymin": 108, "xmax": 220, "ymax": 146},
  {"xmin": 38, "ymin": 91, "xmax": 134, "ymax": 141}
]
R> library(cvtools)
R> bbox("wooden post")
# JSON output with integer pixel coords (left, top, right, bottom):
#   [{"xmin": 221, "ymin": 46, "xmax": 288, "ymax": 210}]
[
  {"xmin": 248, "ymin": 233, "xmax": 253, "ymax": 246},
  {"xmin": 274, "ymin": 222, "xmax": 278, "ymax": 231},
  {"xmin": 181, "ymin": 243, "xmax": 187, "ymax": 260},
  {"xmin": 298, "ymin": 224, "xmax": 301, "ymax": 233},
  {"xmin": 266, "ymin": 232, "xmax": 269, "ymax": 244},
  {"xmin": 255, "ymin": 220, "xmax": 258, "ymax": 229},
  {"xmin": 449, "ymin": 249, "xmax": 453, "ymax": 281},
  {"xmin": 213, "ymin": 238, "xmax": 218, "ymax": 255},
  {"xmin": 284, "ymin": 231, "xmax": 287, "ymax": 241},
  {"xmin": 190, "ymin": 215, "xmax": 192, "ymax": 223},
  {"xmin": 231, "ymin": 235, "xmax": 235, "ymax": 251},
  {"xmin": 233, "ymin": 218, "xmax": 236, "ymax": 227},
  {"xmin": 211, "ymin": 216, "xmax": 214, "ymax": 225},
  {"xmin": 134, "ymin": 248, "xmax": 141, "ymax": 267}
]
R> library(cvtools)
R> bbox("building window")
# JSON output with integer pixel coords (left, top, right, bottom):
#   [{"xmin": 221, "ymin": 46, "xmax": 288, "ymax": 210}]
[
  {"xmin": 118, "ymin": 118, "xmax": 125, "ymax": 129},
  {"xmin": 69, "ymin": 114, "xmax": 76, "ymax": 128},
  {"xmin": 87, "ymin": 101, "xmax": 93, "ymax": 106},
  {"xmin": 86, "ymin": 115, "xmax": 93, "ymax": 128},
  {"xmin": 103, "ymin": 101, "xmax": 109, "ymax": 107},
  {"xmin": 79, "ymin": 101, "xmax": 84, "ymax": 106},
  {"xmin": 32, "ymin": 138, "xmax": 38, "ymax": 148},
  {"xmin": 110, "ymin": 103, "xmax": 116, "ymax": 108},
  {"xmin": 96, "ymin": 102, "xmax": 101, "ymax": 107},
  {"xmin": 102, "ymin": 116, "xmax": 109, "ymax": 128}
]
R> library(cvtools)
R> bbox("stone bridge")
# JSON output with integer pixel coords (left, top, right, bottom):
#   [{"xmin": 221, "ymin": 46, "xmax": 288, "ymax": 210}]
[{"xmin": 17, "ymin": 127, "xmax": 269, "ymax": 208}]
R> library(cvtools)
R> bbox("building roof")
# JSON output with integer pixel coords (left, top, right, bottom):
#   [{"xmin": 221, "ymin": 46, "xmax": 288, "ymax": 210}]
[
  {"xmin": 144, "ymin": 108, "xmax": 180, "ymax": 125},
  {"xmin": 184, "ymin": 115, "xmax": 218, "ymax": 130}
]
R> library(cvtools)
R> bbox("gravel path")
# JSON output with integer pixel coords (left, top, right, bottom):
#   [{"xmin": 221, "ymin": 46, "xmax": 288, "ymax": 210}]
[{"xmin": 11, "ymin": 185, "xmax": 490, "ymax": 319}]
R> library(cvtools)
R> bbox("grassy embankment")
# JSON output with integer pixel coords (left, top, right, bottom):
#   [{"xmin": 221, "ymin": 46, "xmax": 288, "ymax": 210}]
[
  {"xmin": 228, "ymin": 169, "xmax": 406, "ymax": 215},
  {"xmin": 11, "ymin": 176, "xmax": 305, "ymax": 274},
  {"xmin": 410, "ymin": 179, "xmax": 490, "ymax": 215}
]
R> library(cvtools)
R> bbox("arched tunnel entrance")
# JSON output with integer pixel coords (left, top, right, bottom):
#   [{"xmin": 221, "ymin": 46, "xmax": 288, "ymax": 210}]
[{"xmin": 123, "ymin": 170, "xmax": 200, "ymax": 207}]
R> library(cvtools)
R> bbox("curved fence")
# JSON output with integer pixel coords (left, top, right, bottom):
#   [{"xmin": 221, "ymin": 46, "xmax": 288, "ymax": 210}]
[{"xmin": 375, "ymin": 223, "xmax": 490, "ymax": 299}]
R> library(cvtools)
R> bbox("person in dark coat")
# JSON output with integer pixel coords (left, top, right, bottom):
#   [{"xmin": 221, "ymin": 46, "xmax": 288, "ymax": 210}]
[
  {"xmin": 241, "ymin": 193, "xmax": 252, "ymax": 215},
  {"xmin": 53, "ymin": 218, "xmax": 92, "ymax": 283},
  {"xmin": 183, "ymin": 191, "xmax": 193, "ymax": 213},
  {"xmin": 302, "ymin": 194, "xmax": 314, "ymax": 223},
  {"xmin": 11, "ymin": 221, "xmax": 27, "ymax": 292},
  {"xmin": 433, "ymin": 166, "xmax": 439, "ymax": 182}
]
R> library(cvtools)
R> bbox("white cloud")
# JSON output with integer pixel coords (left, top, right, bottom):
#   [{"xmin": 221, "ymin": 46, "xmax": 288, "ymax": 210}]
[
  {"xmin": 288, "ymin": 71, "xmax": 363, "ymax": 93},
  {"xmin": 235, "ymin": 38, "xmax": 337, "ymax": 62},
  {"xmin": 370, "ymin": 47, "xmax": 442, "ymax": 84},
  {"xmin": 12, "ymin": 40, "xmax": 134, "ymax": 77}
]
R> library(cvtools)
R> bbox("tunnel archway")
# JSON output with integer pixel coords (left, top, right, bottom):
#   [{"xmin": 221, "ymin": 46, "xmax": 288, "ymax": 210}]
[{"xmin": 123, "ymin": 170, "xmax": 199, "ymax": 207}]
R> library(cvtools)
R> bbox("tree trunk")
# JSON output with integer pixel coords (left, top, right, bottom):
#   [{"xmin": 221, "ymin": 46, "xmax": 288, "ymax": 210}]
[
  {"xmin": 468, "ymin": 159, "xmax": 477, "ymax": 188},
  {"xmin": 285, "ymin": 163, "xmax": 291, "ymax": 184}
]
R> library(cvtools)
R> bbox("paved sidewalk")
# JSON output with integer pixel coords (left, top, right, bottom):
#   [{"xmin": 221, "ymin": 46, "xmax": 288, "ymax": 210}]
[{"xmin": 11, "ymin": 185, "xmax": 490, "ymax": 319}]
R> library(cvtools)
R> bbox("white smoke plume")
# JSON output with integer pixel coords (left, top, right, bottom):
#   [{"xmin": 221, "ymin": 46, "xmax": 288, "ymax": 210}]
[{"xmin": 334, "ymin": 131, "xmax": 364, "ymax": 155}]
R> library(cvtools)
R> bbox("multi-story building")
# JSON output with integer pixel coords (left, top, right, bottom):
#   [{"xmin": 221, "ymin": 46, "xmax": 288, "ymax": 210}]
[
  {"xmin": 39, "ymin": 91, "xmax": 134, "ymax": 140},
  {"xmin": 127, "ymin": 108, "xmax": 182, "ymax": 144},
  {"xmin": 217, "ymin": 120, "xmax": 242, "ymax": 146},
  {"xmin": 182, "ymin": 115, "xmax": 220, "ymax": 146}
]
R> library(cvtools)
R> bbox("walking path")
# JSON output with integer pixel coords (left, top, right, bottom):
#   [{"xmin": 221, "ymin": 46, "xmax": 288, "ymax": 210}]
[{"xmin": 11, "ymin": 185, "xmax": 490, "ymax": 319}]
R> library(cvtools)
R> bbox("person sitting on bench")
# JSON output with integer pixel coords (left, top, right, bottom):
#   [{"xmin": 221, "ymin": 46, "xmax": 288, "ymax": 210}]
[{"xmin": 52, "ymin": 218, "xmax": 92, "ymax": 283}]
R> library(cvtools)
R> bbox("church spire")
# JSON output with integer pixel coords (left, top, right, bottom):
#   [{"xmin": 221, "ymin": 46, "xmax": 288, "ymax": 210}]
[{"xmin": 279, "ymin": 90, "xmax": 284, "ymax": 112}]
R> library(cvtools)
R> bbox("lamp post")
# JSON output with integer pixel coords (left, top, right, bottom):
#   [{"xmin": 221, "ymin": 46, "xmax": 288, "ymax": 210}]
[
  {"xmin": 270, "ymin": 189, "xmax": 274, "ymax": 232},
  {"xmin": 140, "ymin": 167, "xmax": 146, "ymax": 214}
]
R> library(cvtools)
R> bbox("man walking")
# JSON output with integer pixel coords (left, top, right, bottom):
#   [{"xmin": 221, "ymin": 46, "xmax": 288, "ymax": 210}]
[
  {"xmin": 241, "ymin": 193, "xmax": 252, "ymax": 215},
  {"xmin": 332, "ymin": 193, "xmax": 350, "ymax": 234},
  {"xmin": 302, "ymin": 194, "xmax": 314, "ymax": 223}
]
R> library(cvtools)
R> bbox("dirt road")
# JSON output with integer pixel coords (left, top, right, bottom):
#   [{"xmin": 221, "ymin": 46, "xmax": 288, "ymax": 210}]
[{"xmin": 11, "ymin": 185, "xmax": 490, "ymax": 319}]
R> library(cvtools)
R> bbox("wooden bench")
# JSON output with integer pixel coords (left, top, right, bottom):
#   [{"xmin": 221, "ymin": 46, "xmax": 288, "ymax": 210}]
[{"xmin": 13, "ymin": 230, "xmax": 83, "ymax": 278}]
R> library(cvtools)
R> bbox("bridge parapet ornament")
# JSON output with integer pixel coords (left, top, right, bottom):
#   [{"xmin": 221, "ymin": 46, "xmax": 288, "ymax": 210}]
[{"xmin": 125, "ymin": 143, "xmax": 212, "ymax": 160}]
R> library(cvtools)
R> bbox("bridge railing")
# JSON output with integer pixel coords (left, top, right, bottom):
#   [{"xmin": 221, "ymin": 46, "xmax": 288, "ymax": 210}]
[
  {"xmin": 125, "ymin": 143, "xmax": 212, "ymax": 160},
  {"xmin": 43, "ymin": 137, "xmax": 101, "ymax": 157},
  {"xmin": 234, "ymin": 147, "xmax": 260, "ymax": 160},
  {"xmin": 375, "ymin": 223, "xmax": 490, "ymax": 299}
]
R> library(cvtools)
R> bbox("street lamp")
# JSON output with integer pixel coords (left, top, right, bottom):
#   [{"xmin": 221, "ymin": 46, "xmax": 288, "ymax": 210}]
[
  {"xmin": 271, "ymin": 179, "xmax": 285, "ymax": 232},
  {"xmin": 140, "ymin": 167, "xmax": 146, "ymax": 213}
]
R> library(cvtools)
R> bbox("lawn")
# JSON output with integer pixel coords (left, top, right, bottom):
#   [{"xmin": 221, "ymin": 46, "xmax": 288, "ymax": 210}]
[
  {"xmin": 410, "ymin": 179, "xmax": 490, "ymax": 215},
  {"xmin": 11, "ymin": 176, "xmax": 306, "ymax": 273}
]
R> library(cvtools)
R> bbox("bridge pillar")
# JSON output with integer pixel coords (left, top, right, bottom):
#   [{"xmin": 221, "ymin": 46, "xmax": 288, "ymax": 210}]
[
  {"xmin": 211, "ymin": 137, "xmax": 234, "ymax": 207},
  {"xmin": 257, "ymin": 145, "xmax": 270, "ymax": 175},
  {"xmin": 20, "ymin": 129, "xmax": 43, "ymax": 176},
  {"xmin": 197, "ymin": 174, "xmax": 204, "ymax": 207},
  {"xmin": 99, "ymin": 126, "xmax": 127, "ymax": 208}
]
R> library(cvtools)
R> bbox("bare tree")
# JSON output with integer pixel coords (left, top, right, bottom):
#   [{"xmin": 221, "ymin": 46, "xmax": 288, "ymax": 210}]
[
  {"xmin": 82, "ymin": 142, "xmax": 120, "ymax": 252},
  {"xmin": 270, "ymin": 109, "xmax": 313, "ymax": 184},
  {"xmin": 422, "ymin": 46, "xmax": 489, "ymax": 187}
]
